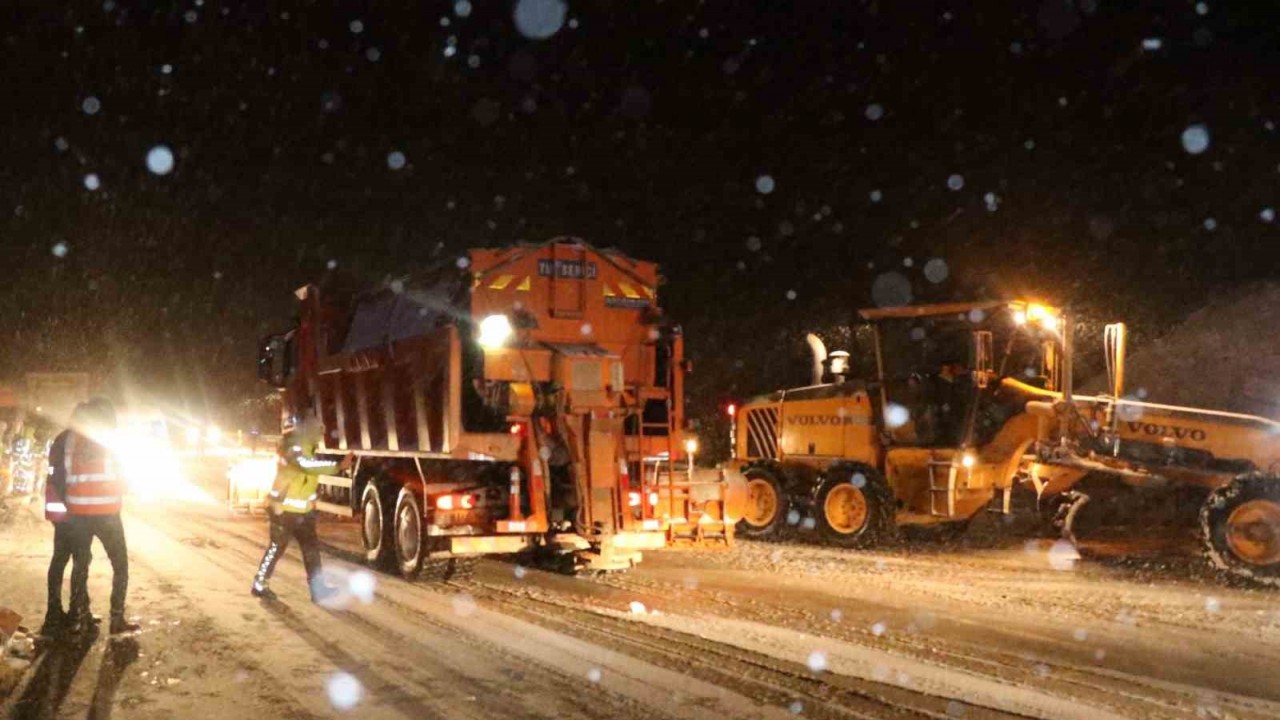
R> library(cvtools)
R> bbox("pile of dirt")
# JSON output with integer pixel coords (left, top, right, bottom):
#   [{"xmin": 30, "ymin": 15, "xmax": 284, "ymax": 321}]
[{"xmin": 1089, "ymin": 282, "xmax": 1280, "ymax": 420}]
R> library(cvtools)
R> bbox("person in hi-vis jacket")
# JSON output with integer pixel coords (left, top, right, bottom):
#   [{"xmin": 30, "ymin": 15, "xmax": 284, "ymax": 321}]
[{"xmin": 251, "ymin": 416, "xmax": 351, "ymax": 602}]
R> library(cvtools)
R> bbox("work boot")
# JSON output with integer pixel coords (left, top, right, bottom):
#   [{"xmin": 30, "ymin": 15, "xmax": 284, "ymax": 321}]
[
  {"xmin": 109, "ymin": 616, "xmax": 142, "ymax": 638},
  {"xmin": 68, "ymin": 609, "xmax": 102, "ymax": 634},
  {"xmin": 252, "ymin": 543, "xmax": 282, "ymax": 598},
  {"xmin": 250, "ymin": 581, "xmax": 278, "ymax": 601},
  {"xmin": 38, "ymin": 610, "xmax": 67, "ymax": 638}
]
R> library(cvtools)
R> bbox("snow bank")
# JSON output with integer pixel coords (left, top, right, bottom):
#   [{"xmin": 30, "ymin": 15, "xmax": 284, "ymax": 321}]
[{"xmin": 1092, "ymin": 282, "xmax": 1280, "ymax": 420}]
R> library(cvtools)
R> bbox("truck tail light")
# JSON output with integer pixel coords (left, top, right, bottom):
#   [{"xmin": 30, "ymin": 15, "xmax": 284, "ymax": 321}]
[{"xmin": 435, "ymin": 494, "xmax": 477, "ymax": 511}]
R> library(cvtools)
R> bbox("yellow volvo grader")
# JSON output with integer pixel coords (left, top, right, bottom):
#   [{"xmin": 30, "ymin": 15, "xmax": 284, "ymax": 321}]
[{"xmin": 729, "ymin": 300, "xmax": 1280, "ymax": 586}]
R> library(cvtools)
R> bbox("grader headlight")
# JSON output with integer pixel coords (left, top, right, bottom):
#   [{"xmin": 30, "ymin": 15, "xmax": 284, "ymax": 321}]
[{"xmin": 477, "ymin": 314, "xmax": 514, "ymax": 349}]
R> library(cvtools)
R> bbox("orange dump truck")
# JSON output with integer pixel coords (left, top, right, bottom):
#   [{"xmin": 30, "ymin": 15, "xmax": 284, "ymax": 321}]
[{"xmin": 258, "ymin": 238, "xmax": 735, "ymax": 578}]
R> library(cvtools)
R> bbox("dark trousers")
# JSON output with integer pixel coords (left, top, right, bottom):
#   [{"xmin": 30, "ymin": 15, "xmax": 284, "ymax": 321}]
[
  {"xmin": 46, "ymin": 522, "xmax": 85, "ymax": 616},
  {"xmin": 69, "ymin": 515, "xmax": 129, "ymax": 621},
  {"xmin": 254, "ymin": 511, "xmax": 322, "ymax": 593}
]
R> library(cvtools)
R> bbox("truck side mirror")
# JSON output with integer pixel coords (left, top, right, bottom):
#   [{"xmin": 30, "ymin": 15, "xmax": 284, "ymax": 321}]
[{"xmin": 258, "ymin": 334, "xmax": 291, "ymax": 388}]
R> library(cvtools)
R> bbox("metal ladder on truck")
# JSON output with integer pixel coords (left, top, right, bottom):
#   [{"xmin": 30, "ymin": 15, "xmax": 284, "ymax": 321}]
[{"xmin": 642, "ymin": 342, "xmax": 734, "ymax": 548}]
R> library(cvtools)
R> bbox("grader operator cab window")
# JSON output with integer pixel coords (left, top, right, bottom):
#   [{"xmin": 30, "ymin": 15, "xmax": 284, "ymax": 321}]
[
  {"xmin": 875, "ymin": 320, "xmax": 978, "ymax": 447},
  {"xmin": 871, "ymin": 304, "xmax": 1058, "ymax": 449}
]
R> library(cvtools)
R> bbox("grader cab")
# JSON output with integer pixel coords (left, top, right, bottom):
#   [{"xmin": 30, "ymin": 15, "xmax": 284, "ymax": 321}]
[{"xmin": 731, "ymin": 300, "xmax": 1063, "ymax": 545}]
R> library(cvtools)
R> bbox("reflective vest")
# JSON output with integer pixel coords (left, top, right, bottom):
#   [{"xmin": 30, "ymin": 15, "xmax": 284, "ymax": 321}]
[
  {"xmin": 44, "ymin": 477, "xmax": 67, "ymax": 522},
  {"xmin": 268, "ymin": 437, "xmax": 338, "ymax": 515},
  {"xmin": 64, "ymin": 432, "xmax": 123, "ymax": 516}
]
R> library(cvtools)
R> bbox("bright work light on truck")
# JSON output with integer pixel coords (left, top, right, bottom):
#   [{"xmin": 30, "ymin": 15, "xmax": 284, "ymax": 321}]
[{"xmin": 477, "ymin": 314, "xmax": 514, "ymax": 349}]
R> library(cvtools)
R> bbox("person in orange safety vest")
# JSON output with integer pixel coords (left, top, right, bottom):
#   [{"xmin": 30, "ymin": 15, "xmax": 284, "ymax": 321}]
[
  {"xmin": 39, "ymin": 404, "xmax": 93, "ymax": 637},
  {"xmin": 59, "ymin": 398, "xmax": 141, "ymax": 637}
]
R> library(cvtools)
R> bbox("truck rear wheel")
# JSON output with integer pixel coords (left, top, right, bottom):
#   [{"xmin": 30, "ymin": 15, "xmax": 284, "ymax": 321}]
[
  {"xmin": 736, "ymin": 467, "xmax": 789, "ymax": 538},
  {"xmin": 1202, "ymin": 474, "xmax": 1280, "ymax": 587},
  {"xmin": 361, "ymin": 483, "xmax": 396, "ymax": 570},
  {"xmin": 394, "ymin": 489, "xmax": 425, "ymax": 580},
  {"xmin": 816, "ymin": 467, "xmax": 893, "ymax": 548}
]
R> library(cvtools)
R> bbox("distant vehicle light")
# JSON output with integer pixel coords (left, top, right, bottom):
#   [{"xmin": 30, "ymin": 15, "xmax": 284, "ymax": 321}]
[
  {"xmin": 460, "ymin": 494, "xmax": 475, "ymax": 510},
  {"xmin": 509, "ymin": 423, "xmax": 522, "ymax": 435},
  {"xmin": 648, "ymin": 491, "xmax": 659, "ymax": 507},
  {"xmin": 726, "ymin": 403, "xmax": 736, "ymax": 417},
  {"xmin": 436, "ymin": 495, "xmax": 455, "ymax": 511},
  {"xmin": 684, "ymin": 438, "xmax": 699, "ymax": 455},
  {"xmin": 227, "ymin": 456, "xmax": 277, "ymax": 492},
  {"xmin": 207, "ymin": 426, "xmax": 223, "ymax": 445},
  {"xmin": 477, "ymin": 314, "xmax": 514, "ymax": 349},
  {"xmin": 961, "ymin": 453, "xmax": 976, "ymax": 468},
  {"xmin": 185, "ymin": 426, "xmax": 201, "ymax": 444},
  {"xmin": 628, "ymin": 491, "xmax": 641, "ymax": 507},
  {"xmin": 1013, "ymin": 310, "xmax": 1028, "ymax": 325}
]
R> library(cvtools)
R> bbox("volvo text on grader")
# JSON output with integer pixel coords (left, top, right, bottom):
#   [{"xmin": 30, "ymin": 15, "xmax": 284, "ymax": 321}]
[
  {"xmin": 258, "ymin": 238, "xmax": 735, "ymax": 579},
  {"xmin": 729, "ymin": 300, "xmax": 1280, "ymax": 586}
]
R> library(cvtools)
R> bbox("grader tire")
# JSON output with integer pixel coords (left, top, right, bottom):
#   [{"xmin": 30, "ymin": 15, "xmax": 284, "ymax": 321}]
[
  {"xmin": 816, "ymin": 466, "xmax": 895, "ymax": 548},
  {"xmin": 735, "ymin": 467, "xmax": 790, "ymax": 539},
  {"xmin": 1202, "ymin": 473, "xmax": 1280, "ymax": 587}
]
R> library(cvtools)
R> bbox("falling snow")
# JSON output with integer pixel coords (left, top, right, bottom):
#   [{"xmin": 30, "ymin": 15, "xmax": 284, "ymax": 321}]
[
  {"xmin": 1182, "ymin": 124, "xmax": 1211, "ymax": 155},
  {"xmin": 513, "ymin": 0, "xmax": 568, "ymax": 40},
  {"xmin": 146, "ymin": 145, "xmax": 175, "ymax": 175},
  {"xmin": 946, "ymin": 174, "xmax": 964, "ymax": 191},
  {"xmin": 871, "ymin": 271, "xmax": 913, "ymax": 307},
  {"xmin": 923, "ymin": 258, "xmax": 949, "ymax": 283},
  {"xmin": 884, "ymin": 404, "xmax": 909, "ymax": 429},
  {"xmin": 326, "ymin": 673, "xmax": 363, "ymax": 710},
  {"xmin": 755, "ymin": 174, "xmax": 776, "ymax": 194},
  {"xmin": 806, "ymin": 651, "xmax": 828, "ymax": 672}
]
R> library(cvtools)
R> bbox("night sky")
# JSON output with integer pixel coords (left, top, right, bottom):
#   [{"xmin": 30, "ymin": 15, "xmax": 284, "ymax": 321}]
[{"xmin": 2, "ymin": 1, "xmax": 1277, "ymax": 433}]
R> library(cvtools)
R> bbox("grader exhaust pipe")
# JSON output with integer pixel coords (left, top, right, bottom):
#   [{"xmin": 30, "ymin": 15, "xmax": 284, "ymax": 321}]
[{"xmin": 806, "ymin": 333, "xmax": 828, "ymax": 386}]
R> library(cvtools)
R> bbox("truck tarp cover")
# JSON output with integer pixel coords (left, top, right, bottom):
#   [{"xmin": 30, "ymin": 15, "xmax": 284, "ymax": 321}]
[{"xmin": 340, "ymin": 274, "xmax": 462, "ymax": 354}]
